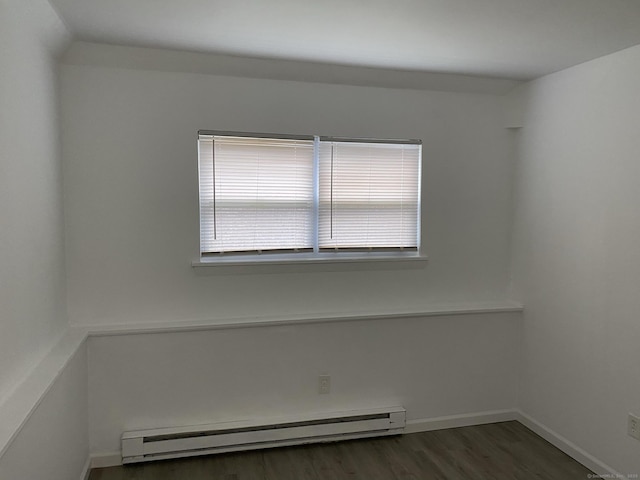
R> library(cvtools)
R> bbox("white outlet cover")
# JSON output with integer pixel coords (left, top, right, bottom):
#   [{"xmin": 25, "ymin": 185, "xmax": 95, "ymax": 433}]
[{"xmin": 319, "ymin": 375, "xmax": 331, "ymax": 394}]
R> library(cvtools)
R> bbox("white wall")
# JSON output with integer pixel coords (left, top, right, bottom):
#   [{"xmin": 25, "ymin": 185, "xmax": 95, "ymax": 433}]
[
  {"xmin": 89, "ymin": 312, "xmax": 520, "ymax": 454},
  {"xmin": 0, "ymin": 344, "xmax": 89, "ymax": 480},
  {"xmin": 60, "ymin": 51, "xmax": 515, "ymax": 326},
  {"xmin": 59, "ymin": 47, "xmax": 521, "ymax": 457},
  {"xmin": 509, "ymin": 44, "xmax": 640, "ymax": 474},
  {"xmin": 0, "ymin": 4, "xmax": 90, "ymax": 478},
  {"xmin": 0, "ymin": 0, "xmax": 70, "ymax": 403}
]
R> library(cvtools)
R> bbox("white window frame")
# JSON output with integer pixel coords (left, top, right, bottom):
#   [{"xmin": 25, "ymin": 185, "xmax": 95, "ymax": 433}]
[{"xmin": 193, "ymin": 130, "xmax": 426, "ymax": 267}]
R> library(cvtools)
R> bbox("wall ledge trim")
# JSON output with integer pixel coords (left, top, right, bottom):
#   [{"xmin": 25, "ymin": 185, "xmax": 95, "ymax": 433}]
[
  {"xmin": 80, "ymin": 300, "xmax": 523, "ymax": 337},
  {"xmin": 0, "ymin": 328, "xmax": 87, "ymax": 460}
]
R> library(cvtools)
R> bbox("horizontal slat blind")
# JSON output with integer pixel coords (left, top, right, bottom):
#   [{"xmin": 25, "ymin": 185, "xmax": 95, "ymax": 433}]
[
  {"xmin": 318, "ymin": 141, "xmax": 421, "ymax": 250},
  {"xmin": 198, "ymin": 135, "xmax": 314, "ymax": 253}
]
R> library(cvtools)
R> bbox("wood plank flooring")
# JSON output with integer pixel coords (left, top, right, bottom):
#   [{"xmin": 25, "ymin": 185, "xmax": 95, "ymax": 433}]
[{"xmin": 89, "ymin": 421, "xmax": 593, "ymax": 480}]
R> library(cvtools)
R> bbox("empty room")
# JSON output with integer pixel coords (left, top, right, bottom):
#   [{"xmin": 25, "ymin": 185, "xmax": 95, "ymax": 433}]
[{"xmin": 1, "ymin": 0, "xmax": 640, "ymax": 478}]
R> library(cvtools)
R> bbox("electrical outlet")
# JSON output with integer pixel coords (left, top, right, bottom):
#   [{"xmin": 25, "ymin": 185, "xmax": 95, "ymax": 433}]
[
  {"xmin": 319, "ymin": 375, "xmax": 331, "ymax": 394},
  {"xmin": 628, "ymin": 414, "xmax": 640, "ymax": 440}
]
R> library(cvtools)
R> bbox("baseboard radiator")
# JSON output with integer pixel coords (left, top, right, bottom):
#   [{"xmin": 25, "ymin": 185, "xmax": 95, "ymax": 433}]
[{"xmin": 122, "ymin": 406, "xmax": 406, "ymax": 464}]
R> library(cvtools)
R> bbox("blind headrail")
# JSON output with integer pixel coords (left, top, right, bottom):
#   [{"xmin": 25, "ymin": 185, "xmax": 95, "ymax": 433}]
[
  {"xmin": 319, "ymin": 136, "xmax": 422, "ymax": 145},
  {"xmin": 198, "ymin": 131, "xmax": 422, "ymax": 145},
  {"xmin": 199, "ymin": 130, "xmax": 314, "ymax": 141}
]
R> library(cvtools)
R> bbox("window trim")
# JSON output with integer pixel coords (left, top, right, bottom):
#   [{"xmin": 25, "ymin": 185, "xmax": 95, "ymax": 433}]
[{"xmin": 196, "ymin": 130, "xmax": 424, "ymax": 265}]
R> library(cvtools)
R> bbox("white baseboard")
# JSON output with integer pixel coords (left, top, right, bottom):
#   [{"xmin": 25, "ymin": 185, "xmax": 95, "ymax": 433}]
[
  {"xmin": 515, "ymin": 410, "xmax": 619, "ymax": 477},
  {"xmin": 91, "ymin": 410, "xmax": 515, "ymax": 470},
  {"xmin": 90, "ymin": 452, "xmax": 122, "ymax": 469},
  {"xmin": 89, "ymin": 409, "xmax": 617, "ymax": 477},
  {"xmin": 80, "ymin": 457, "xmax": 91, "ymax": 480},
  {"xmin": 405, "ymin": 409, "xmax": 517, "ymax": 434},
  {"xmin": 92, "ymin": 410, "xmax": 516, "ymax": 469}
]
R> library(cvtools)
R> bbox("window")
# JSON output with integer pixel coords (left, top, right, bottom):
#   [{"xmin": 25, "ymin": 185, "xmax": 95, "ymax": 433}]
[{"xmin": 197, "ymin": 131, "xmax": 422, "ymax": 262}]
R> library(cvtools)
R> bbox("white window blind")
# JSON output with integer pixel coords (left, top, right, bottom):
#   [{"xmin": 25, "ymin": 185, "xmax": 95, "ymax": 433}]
[
  {"xmin": 318, "ymin": 141, "xmax": 421, "ymax": 251},
  {"xmin": 198, "ymin": 132, "xmax": 421, "ymax": 258},
  {"xmin": 198, "ymin": 135, "xmax": 315, "ymax": 254}
]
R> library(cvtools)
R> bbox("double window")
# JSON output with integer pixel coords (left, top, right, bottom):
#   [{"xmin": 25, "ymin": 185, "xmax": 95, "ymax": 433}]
[{"xmin": 197, "ymin": 131, "xmax": 422, "ymax": 260}]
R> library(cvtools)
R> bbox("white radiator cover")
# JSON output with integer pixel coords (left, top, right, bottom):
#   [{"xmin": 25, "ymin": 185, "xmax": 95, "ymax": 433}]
[{"xmin": 122, "ymin": 406, "xmax": 406, "ymax": 464}]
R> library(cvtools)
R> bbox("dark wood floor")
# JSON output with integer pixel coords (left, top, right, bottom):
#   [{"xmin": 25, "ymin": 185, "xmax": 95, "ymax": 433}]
[{"xmin": 90, "ymin": 421, "xmax": 593, "ymax": 480}]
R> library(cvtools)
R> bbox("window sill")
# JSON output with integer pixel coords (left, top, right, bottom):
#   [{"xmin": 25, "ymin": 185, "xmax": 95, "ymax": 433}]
[{"xmin": 192, "ymin": 251, "xmax": 428, "ymax": 267}]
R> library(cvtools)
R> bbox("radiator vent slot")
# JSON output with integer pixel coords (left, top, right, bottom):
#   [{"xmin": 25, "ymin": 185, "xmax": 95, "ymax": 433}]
[{"xmin": 122, "ymin": 407, "xmax": 406, "ymax": 464}]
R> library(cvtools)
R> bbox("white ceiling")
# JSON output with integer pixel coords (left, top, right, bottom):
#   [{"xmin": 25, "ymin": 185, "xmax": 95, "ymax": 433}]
[{"xmin": 49, "ymin": 0, "xmax": 640, "ymax": 80}]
